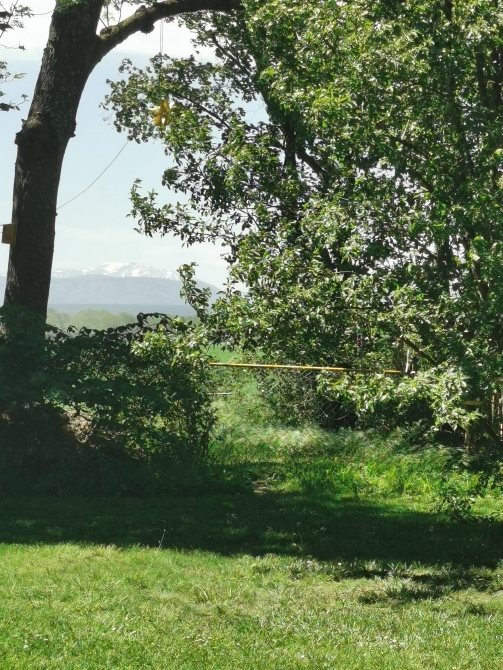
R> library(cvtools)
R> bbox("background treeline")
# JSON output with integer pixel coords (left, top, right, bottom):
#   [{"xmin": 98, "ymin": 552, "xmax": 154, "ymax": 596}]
[{"xmin": 46, "ymin": 308, "xmax": 199, "ymax": 331}]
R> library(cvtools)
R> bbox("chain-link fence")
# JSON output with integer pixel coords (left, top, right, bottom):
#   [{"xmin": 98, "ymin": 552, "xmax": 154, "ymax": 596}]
[
  {"xmin": 210, "ymin": 363, "xmax": 401, "ymax": 429},
  {"xmin": 211, "ymin": 364, "xmax": 503, "ymax": 444},
  {"xmin": 208, "ymin": 363, "xmax": 345, "ymax": 461}
]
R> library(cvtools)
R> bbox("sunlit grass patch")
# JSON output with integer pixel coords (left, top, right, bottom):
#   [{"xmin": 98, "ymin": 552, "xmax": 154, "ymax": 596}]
[
  {"xmin": 1, "ymin": 541, "xmax": 503, "ymax": 669},
  {"xmin": 211, "ymin": 388, "xmax": 455, "ymax": 499}
]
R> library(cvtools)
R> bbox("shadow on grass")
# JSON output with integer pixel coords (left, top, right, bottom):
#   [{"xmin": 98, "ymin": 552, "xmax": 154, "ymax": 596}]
[{"xmin": 0, "ymin": 460, "xmax": 502, "ymax": 575}]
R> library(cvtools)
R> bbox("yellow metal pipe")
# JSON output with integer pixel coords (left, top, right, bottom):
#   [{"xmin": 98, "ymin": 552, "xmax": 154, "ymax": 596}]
[{"xmin": 208, "ymin": 362, "xmax": 403, "ymax": 374}]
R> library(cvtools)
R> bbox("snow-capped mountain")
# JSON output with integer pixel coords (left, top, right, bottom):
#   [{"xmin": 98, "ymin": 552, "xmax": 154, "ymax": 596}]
[
  {"xmin": 51, "ymin": 262, "xmax": 179, "ymax": 280},
  {"xmin": 0, "ymin": 263, "xmax": 220, "ymax": 315}
]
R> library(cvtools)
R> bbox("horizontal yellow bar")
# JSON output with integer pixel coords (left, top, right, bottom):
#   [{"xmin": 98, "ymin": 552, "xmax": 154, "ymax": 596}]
[{"xmin": 209, "ymin": 362, "xmax": 403, "ymax": 374}]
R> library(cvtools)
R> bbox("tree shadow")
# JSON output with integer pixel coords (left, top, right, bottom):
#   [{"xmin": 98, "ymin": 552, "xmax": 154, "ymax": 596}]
[{"xmin": 1, "ymin": 463, "xmax": 502, "ymax": 577}]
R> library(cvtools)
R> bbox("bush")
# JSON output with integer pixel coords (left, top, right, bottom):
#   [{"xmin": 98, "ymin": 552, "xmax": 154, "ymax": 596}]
[
  {"xmin": 51, "ymin": 315, "xmax": 212, "ymax": 460},
  {"xmin": 0, "ymin": 307, "xmax": 213, "ymax": 494}
]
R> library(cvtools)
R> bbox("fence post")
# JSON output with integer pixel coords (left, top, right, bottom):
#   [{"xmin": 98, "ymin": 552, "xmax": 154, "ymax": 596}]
[{"xmin": 497, "ymin": 378, "xmax": 503, "ymax": 438}]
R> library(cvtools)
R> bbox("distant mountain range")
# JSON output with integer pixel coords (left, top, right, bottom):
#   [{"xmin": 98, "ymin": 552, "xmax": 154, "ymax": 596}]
[
  {"xmin": 0, "ymin": 262, "xmax": 221, "ymax": 315},
  {"xmin": 51, "ymin": 262, "xmax": 180, "ymax": 281}
]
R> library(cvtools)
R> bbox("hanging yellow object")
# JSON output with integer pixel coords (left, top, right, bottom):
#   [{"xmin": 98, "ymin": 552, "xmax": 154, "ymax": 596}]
[{"xmin": 151, "ymin": 97, "xmax": 173, "ymax": 127}]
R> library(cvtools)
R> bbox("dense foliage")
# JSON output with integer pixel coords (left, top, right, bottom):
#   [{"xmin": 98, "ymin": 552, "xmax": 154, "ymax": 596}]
[
  {"xmin": 0, "ymin": 307, "xmax": 213, "ymax": 480},
  {"xmin": 104, "ymin": 0, "xmax": 503, "ymax": 443}
]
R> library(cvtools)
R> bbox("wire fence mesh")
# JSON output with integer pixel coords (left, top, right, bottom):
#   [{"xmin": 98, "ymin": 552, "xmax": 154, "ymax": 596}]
[
  {"xmin": 211, "ymin": 364, "xmax": 503, "ymax": 441},
  {"xmin": 210, "ymin": 363, "xmax": 362, "ymax": 429}
]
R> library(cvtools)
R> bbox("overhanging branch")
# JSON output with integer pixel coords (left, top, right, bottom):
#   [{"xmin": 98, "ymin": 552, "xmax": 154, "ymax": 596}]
[
  {"xmin": 98, "ymin": 0, "xmax": 242, "ymax": 58},
  {"xmin": 297, "ymin": 146, "xmax": 325, "ymax": 178},
  {"xmin": 400, "ymin": 336, "xmax": 438, "ymax": 366}
]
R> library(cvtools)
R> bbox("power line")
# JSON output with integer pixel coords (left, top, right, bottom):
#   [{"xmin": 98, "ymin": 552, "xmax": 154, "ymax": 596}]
[{"xmin": 57, "ymin": 139, "xmax": 130, "ymax": 210}]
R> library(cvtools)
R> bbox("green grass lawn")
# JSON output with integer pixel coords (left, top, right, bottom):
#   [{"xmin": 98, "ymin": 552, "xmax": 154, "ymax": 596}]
[
  {"xmin": 207, "ymin": 345, "xmax": 241, "ymax": 363},
  {"xmin": 1, "ymin": 491, "xmax": 503, "ymax": 669},
  {"xmin": 2, "ymin": 384, "xmax": 503, "ymax": 668}
]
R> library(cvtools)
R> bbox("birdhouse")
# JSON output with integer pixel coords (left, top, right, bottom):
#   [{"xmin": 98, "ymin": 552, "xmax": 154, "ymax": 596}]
[{"xmin": 1, "ymin": 223, "xmax": 16, "ymax": 245}]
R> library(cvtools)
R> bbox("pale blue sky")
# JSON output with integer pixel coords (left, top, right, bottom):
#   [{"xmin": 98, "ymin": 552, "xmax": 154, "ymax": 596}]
[{"xmin": 0, "ymin": 2, "xmax": 230, "ymax": 286}]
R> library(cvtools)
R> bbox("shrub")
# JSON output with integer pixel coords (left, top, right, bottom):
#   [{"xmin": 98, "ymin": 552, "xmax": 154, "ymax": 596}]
[{"xmin": 0, "ymin": 307, "xmax": 213, "ymax": 493}]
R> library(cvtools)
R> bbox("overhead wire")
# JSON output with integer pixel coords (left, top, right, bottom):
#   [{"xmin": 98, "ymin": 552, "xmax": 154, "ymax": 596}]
[
  {"xmin": 57, "ymin": 139, "xmax": 130, "ymax": 210},
  {"xmin": 57, "ymin": 9, "xmax": 169, "ymax": 212},
  {"xmin": 160, "ymin": 13, "xmax": 163, "ymax": 55}
]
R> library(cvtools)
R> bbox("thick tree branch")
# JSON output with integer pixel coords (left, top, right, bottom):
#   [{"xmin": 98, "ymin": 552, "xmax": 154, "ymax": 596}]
[
  {"xmin": 400, "ymin": 336, "xmax": 438, "ymax": 366},
  {"xmin": 98, "ymin": 0, "xmax": 242, "ymax": 58},
  {"xmin": 296, "ymin": 146, "xmax": 325, "ymax": 178}
]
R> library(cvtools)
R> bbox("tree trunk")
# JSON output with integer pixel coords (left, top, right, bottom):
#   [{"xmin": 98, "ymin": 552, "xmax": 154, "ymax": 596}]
[
  {"xmin": 3, "ymin": 0, "xmax": 103, "ymax": 317},
  {"xmin": 2, "ymin": 0, "xmax": 241, "ymax": 318}
]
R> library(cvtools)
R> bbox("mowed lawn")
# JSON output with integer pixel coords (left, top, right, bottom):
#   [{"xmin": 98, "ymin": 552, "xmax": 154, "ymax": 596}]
[{"xmin": 1, "ymin": 492, "xmax": 503, "ymax": 669}]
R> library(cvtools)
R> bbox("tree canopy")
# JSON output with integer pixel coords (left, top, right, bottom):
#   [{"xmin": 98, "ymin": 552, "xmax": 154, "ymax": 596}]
[
  {"xmin": 2, "ymin": 0, "xmax": 503, "ymax": 442},
  {"xmin": 104, "ymin": 0, "xmax": 503, "ymax": 439}
]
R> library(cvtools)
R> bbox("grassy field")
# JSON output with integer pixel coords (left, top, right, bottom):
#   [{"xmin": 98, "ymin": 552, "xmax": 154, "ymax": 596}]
[
  {"xmin": 2, "ymin": 381, "xmax": 503, "ymax": 668},
  {"xmin": 208, "ymin": 345, "xmax": 241, "ymax": 363},
  {"xmin": 1, "ymin": 494, "xmax": 503, "ymax": 669}
]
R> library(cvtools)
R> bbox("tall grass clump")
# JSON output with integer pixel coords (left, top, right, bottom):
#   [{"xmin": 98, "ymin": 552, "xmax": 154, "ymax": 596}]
[{"xmin": 210, "ymin": 367, "xmax": 476, "ymax": 500}]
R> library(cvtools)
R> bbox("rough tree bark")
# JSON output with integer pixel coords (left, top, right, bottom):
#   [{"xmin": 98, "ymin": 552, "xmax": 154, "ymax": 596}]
[{"xmin": 3, "ymin": 0, "xmax": 241, "ymax": 317}]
